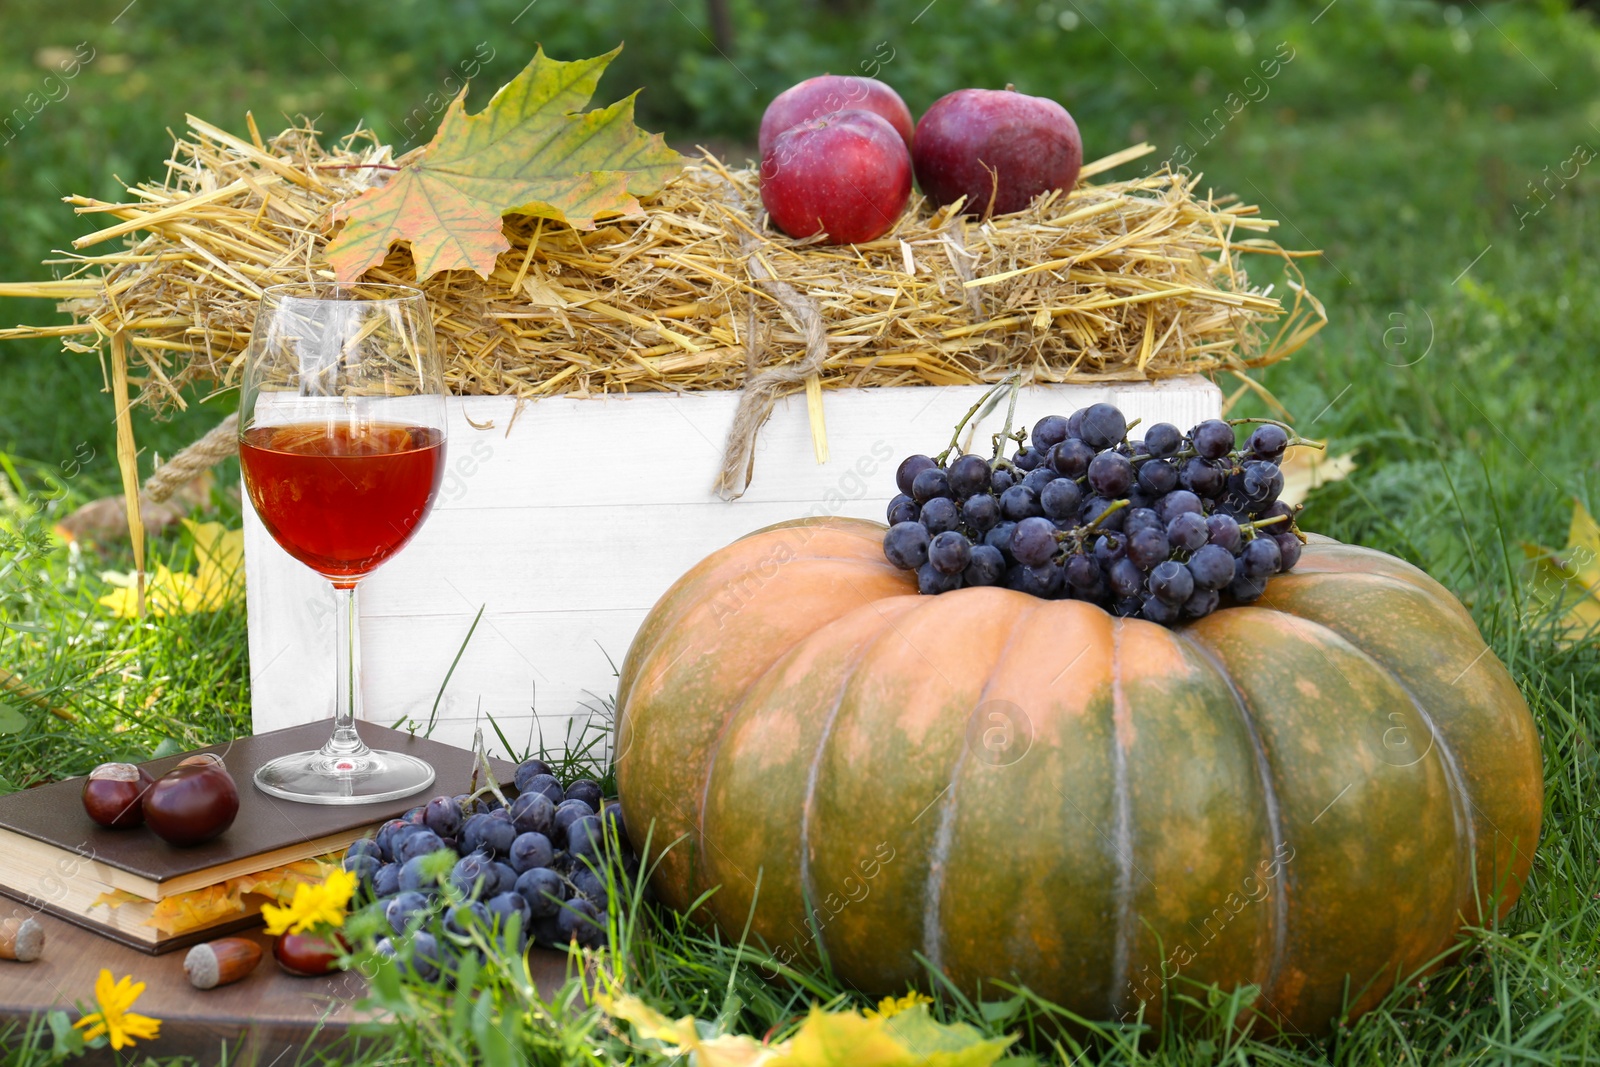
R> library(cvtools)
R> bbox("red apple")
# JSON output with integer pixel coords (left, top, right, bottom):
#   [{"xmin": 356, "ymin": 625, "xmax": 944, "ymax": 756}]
[
  {"xmin": 761, "ymin": 109, "xmax": 912, "ymax": 245},
  {"xmin": 912, "ymin": 87, "xmax": 1083, "ymax": 218},
  {"xmin": 758, "ymin": 75, "xmax": 914, "ymax": 157}
]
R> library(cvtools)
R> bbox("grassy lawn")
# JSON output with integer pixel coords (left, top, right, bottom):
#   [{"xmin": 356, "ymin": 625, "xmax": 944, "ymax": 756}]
[{"xmin": 3, "ymin": 0, "xmax": 1600, "ymax": 1063}]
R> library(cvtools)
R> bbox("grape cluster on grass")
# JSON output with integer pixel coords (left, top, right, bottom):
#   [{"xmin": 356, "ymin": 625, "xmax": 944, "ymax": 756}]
[
  {"xmin": 339, "ymin": 758, "xmax": 637, "ymax": 982},
  {"xmin": 882, "ymin": 403, "xmax": 1305, "ymax": 623}
]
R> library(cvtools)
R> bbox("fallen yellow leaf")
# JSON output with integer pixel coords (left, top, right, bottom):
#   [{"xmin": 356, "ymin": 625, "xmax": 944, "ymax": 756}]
[
  {"xmin": 1523, "ymin": 498, "xmax": 1600, "ymax": 646},
  {"xmin": 97, "ymin": 522, "xmax": 244, "ymax": 618},
  {"xmin": 1279, "ymin": 445, "xmax": 1357, "ymax": 509}
]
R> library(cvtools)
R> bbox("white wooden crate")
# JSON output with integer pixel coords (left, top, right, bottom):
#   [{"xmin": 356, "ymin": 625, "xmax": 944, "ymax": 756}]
[{"xmin": 245, "ymin": 378, "xmax": 1221, "ymax": 759}]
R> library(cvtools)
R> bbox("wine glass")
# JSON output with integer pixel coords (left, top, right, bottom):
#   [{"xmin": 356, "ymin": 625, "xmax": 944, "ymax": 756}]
[{"xmin": 239, "ymin": 282, "xmax": 446, "ymax": 805}]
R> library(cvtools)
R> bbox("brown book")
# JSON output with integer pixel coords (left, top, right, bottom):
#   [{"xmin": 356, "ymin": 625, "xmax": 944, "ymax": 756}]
[{"xmin": 0, "ymin": 721, "xmax": 517, "ymax": 954}]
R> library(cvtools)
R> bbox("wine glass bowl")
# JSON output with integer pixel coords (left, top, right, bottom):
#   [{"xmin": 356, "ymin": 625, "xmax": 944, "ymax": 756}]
[{"xmin": 240, "ymin": 282, "xmax": 446, "ymax": 804}]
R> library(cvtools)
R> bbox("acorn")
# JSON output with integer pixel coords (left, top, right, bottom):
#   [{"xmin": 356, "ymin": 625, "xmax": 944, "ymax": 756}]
[
  {"xmin": 143, "ymin": 753, "xmax": 239, "ymax": 847},
  {"xmin": 273, "ymin": 930, "xmax": 346, "ymax": 977},
  {"xmin": 81, "ymin": 763, "xmax": 154, "ymax": 829},
  {"xmin": 0, "ymin": 917, "xmax": 43, "ymax": 962},
  {"xmin": 183, "ymin": 937, "xmax": 262, "ymax": 989}
]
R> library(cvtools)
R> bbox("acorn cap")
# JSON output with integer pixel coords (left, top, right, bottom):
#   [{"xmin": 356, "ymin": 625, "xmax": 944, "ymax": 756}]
[
  {"xmin": 183, "ymin": 937, "xmax": 261, "ymax": 989},
  {"xmin": 0, "ymin": 917, "xmax": 44, "ymax": 962}
]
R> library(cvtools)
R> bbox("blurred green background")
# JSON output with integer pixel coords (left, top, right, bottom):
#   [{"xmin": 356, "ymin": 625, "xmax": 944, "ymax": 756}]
[{"xmin": 2, "ymin": 0, "xmax": 1599, "ymax": 567}]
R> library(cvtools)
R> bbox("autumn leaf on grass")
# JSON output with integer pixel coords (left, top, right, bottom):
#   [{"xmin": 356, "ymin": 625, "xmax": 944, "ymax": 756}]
[
  {"xmin": 1524, "ymin": 498, "xmax": 1600, "ymax": 645},
  {"xmin": 1279, "ymin": 444, "xmax": 1357, "ymax": 508},
  {"xmin": 327, "ymin": 46, "xmax": 682, "ymax": 283}
]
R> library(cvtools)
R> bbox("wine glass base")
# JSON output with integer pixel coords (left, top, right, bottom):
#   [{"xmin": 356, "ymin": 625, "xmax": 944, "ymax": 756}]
[{"xmin": 253, "ymin": 749, "xmax": 435, "ymax": 805}]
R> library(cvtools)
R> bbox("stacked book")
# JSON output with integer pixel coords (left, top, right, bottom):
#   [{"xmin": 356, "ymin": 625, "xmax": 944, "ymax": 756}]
[{"xmin": 0, "ymin": 721, "xmax": 514, "ymax": 953}]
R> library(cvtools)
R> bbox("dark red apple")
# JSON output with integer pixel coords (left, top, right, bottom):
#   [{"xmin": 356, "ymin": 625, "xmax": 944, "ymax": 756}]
[
  {"xmin": 761, "ymin": 109, "xmax": 912, "ymax": 245},
  {"xmin": 758, "ymin": 75, "xmax": 914, "ymax": 157},
  {"xmin": 912, "ymin": 87, "xmax": 1083, "ymax": 218},
  {"xmin": 82, "ymin": 763, "xmax": 154, "ymax": 829},
  {"xmin": 143, "ymin": 753, "xmax": 239, "ymax": 847}
]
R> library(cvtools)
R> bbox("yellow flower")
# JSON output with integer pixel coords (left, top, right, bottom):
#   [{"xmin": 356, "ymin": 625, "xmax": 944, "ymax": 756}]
[
  {"xmin": 74, "ymin": 969, "xmax": 161, "ymax": 1051},
  {"xmin": 862, "ymin": 991, "xmax": 933, "ymax": 1019},
  {"xmin": 261, "ymin": 867, "xmax": 359, "ymax": 936}
]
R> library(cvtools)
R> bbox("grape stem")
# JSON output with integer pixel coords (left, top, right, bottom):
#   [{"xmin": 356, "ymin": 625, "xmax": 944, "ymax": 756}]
[
  {"xmin": 1225, "ymin": 417, "xmax": 1325, "ymax": 452},
  {"xmin": 935, "ymin": 377, "xmax": 1017, "ymax": 465}
]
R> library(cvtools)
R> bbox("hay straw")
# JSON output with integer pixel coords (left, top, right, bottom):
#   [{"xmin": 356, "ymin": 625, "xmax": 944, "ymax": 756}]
[{"xmin": 0, "ymin": 115, "xmax": 1324, "ymax": 494}]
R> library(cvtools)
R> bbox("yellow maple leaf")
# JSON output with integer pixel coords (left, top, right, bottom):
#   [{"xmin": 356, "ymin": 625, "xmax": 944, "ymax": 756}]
[
  {"xmin": 1524, "ymin": 498, "xmax": 1600, "ymax": 645},
  {"xmin": 97, "ymin": 564, "xmax": 201, "ymax": 618},
  {"xmin": 600, "ymin": 994, "xmax": 783, "ymax": 1067},
  {"xmin": 97, "ymin": 521, "xmax": 244, "ymax": 618}
]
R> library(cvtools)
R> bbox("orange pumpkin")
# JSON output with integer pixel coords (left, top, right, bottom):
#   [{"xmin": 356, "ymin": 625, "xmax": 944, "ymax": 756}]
[{"xmin": 615, "ymin": 517, "xmax": 1542, "ymax": 1033}]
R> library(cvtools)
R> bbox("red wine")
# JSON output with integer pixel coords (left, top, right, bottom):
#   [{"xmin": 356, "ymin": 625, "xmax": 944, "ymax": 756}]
[{"xmin": 241, "ymin": 422, "xmax": 445, "ymax": 584}]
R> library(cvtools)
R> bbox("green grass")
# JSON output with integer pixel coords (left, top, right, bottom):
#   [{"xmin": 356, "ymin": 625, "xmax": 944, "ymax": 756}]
[{"xmin": 5, "ymin": 0, "xmax": 1600, "ymax": 1063}]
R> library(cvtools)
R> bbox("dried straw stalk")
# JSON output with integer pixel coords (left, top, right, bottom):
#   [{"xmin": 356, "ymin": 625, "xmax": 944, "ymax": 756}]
[{"xmin": 0, "ymin": 115, "xmax": 1324, "ymax": 497}]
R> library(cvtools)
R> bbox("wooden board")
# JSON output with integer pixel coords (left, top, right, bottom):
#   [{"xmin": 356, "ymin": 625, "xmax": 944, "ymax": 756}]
[
  {"xmin": 245, "ymin": 379, "xmax": 1222, "ymax": 757},
  {"xmin": 0, "ymin": 913, "xmax": 572, "ymax": 1064}
]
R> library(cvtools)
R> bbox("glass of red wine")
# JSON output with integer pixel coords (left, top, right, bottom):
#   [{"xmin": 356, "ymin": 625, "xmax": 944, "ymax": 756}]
[{"xmin": 240, "ymin": 282, "xmax": 447, "ymax": 804}]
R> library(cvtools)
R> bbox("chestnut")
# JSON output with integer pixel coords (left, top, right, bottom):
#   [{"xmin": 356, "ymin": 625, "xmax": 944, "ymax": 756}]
[
  {"xmin": 82, "ymin": 763, "xmax": 154, "ymax": 829},
  {"xmin": 273, "ymin": 931, "xmax": 346, "ymax": 977},
  {"xmin": 143, "ymin": 753, "xmax": 239, "ymax": 847}
]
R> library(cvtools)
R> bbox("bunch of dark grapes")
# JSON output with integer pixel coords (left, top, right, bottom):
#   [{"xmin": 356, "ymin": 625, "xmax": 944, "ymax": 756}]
[
  {"xmin": 882, "ymin": 403, "xmax": 1306, "ymax": 623},
  {"xmin": 339, "ymin": 758, "xmax": 637, "ymax": 983}
]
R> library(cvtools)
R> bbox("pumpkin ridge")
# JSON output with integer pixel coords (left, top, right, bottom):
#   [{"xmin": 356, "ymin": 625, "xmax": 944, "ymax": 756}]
[
  {"xmin": 1170, "ymin": 627, "xmax": 1290, "ymax": 1003},
  {"xmin": 793, "ymin": 597, "xmax": 926, "ymax": 965},
  {"xmin": 1108, "ymin": 617, "xmax": 1137, "ymax": 1017},
  {"xmin": 922, "ymin": 595, "xmax": 1045, "ymax": 980}
]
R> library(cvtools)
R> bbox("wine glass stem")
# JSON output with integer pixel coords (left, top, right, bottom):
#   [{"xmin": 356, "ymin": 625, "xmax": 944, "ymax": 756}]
[{"xmin": 323, "ymin": 582, "xmax": 372, "ymax": 760}]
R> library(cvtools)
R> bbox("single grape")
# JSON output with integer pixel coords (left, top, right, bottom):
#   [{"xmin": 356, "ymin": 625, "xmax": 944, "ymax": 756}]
[
  {"xmin": 1156, "ymin": 490, "xmax": 1203, "ymax": 524},
  {"xmin": 963, "ymin": 493, "xmax": 1000, "ymax": 532},
  {"xmin": 1124, "ymin": 507, "xmax": 1163, "ymax": 535},
  {"xmin": 1112, "ymin": 596, "xmax": 1144, "ymax": 617},
  {"xmin": 556, "ymin": 898, "xmax": 604, "ymax": 947},
  {"xmin": 896, "ymin": 454, "xmax": 936, "ymax": 496},
  {"xmin": 1080, "ymin": 403, "xmax": 1128, "ymax": 449},
  {"xmin": 515, "ymin": 867, "xmax": 566, "ymax": 918},
  {"xmin": 1123, "ymin": 438, "xmax": 1144, "ymax": 457},
  {"xmin": 346, "ymin": 837, "xmax": 381, "ymax": 864},
  {"xmin": 1004, "ymin": 562, "xmax": 1063, "ymax": 597},
  {"xmin": 1050, "ymin": 438, "xmax": 1096, "ymax": 478},
  {"xmin": 1140, "ymin": 595, "xmax": 1181, "ymax": 624},
  {"xmin": 917, "ymin": 562, "xmax": 964, "ymax": 594},
  {"xmin": 1065, "ymin": 408, "xmax": 1087, "ymax": 438},
  {"xmin": 552, "ymin": 799, "xmax": 596, "ymax": 849},
  {"xmin": 344, "ymin": 853, "xmax": 380, "ymax": 887},
  {"xmin": 509, "ymin": 831, "xmax": 555, "ymax": 873},
  {"xmin": 421, "ymin": 796, "xmax": 463, "ymax": 840},
  {"xmin": 963, "ymin": 544, "xmax": 1006, "ymax": 586},
  {"xmin": 486, "ymin": 890, "xmax": 532, "ymax": 933},
  {"xmin": 990, "ymin": 468, "xmax": 1015, "ymax": 494},
  {"xmin": 372, "ymin": 862, "xmax": 401, "ymax": 898},
  {"xmin": 1010, "ymin": 518, "xmax": 1059, "ymax": 567},
  {"xmin": 510, "ymin": 791, "xmax": 555, "ymax": 837},
  {"xmin": 1080, "ymin": 496, "xmax": 1127, "ymax": 532},
  {"xmin": 1149, "ymin": 560, "xmax": 1195, "ymax": 605},
  {"xmin": 1166, "ymin": 511, "xmax": 1209, "ymax": 553},
  {"xmin": 948, "ymin": 454, "xmax": 991, "ymax": 499},
  {"xmin": 1039, "ymin": 478, "xmax": 1083, "ymax": 520},
  {"xmin": 1012, "ymin": 446, "xmax": 1045, "ymax": 471},
  {"xmin": 911, "ymin": 466, "xmax": 953, "ymax": 503},
  {"xmin": 1246, "ymin": 423, "xmax": 1289, "ymax": 461},
  {"xmin": 1274, "ymin": 532, "xmax": 1303, "ymax": 571},
  {"xmin": 1021, "ymin": 466, "xmax": 1057, "ymax": 495},
  {"xmin": 1087, "ymin": 451, "xmax": 1134, "ymax": 497},
  {"xmin": 1126, "ymin": 526, "xmax": 1170, "ymax": 570},
  {"xmin": 458, "ymin": 813, "xmax": 493, "ymax": 855},
  {"xmin": 1238, "ymin": 460, "xmax": 1284, "ymax": 509},
  {"xmin": 1032, "ymin": 415, "xmax": 1071, "ymax": 452},
  {"xmin": 985, "ymin": 522, "xmax": 1018, "ymax": 559},
  {"xmin": 1206, "ymin": 513, "xmax": 1242, "ymax": 553},
  {"xmin": 565, "ymin": 779, "xmax": 603, "ymax": 812},
  {"xmin": 1229, "ymin": 573, "xmax": 1268, "ymax": 603},
  {"xmin": 887, "ymin": 494, "xmax": 918, "ymax": 525},
  {"xmin": 567, "ymin": 816, "xmax": 606, "ymax": 863},
  {"xmin": 1065, "ymin": 553, "xmax": 1102, "ymax": 592},
  {"xmin": 1107, "ymin": 557, "xmax": 1145, "ymax": 599},
  {"xmin": 1183, "ymin": 587, "xmax": 1221, "ymax": 618},
  {"xmin": 1190, "ymin": 419, "xmax": 1236, "ymax": 460},
  {"xmin": 571, "ymin": 867, "xmax": 610, "ymax": 907},
  {"xmin": 1144, "ymin": 422, "xmax": 1183, "ymax": 458},
  {"xmin": 883, "ymin": 522, "xmax": 930, "ymax": 570},
  {"xmin": 930, "ymin": 530, "xmax": 974, "ymax": 574},
  {"xmin": 396, "ymin": 828, "xmax": 446, "ymax": 865},
  {"xmin": 521, "ymin": 773, "xmax": 565, "ymax": 806},
  {"xmin": 1187, "ymin": 544, "xmax": 1237, "ymax": 590},
  {"xmin": 1093, "ymin": 531, "xmax": 1128, "ymax": 566},
  {"xmin": 448, "ymin": 854, "xmax": 493, "ymax": 899},
  {"xmin": 478, "ymin": 815, "xmax": 517, "ymax": 857},
  {"xmin": 1181, "ymin": 457, "xmax": 1227, "ymax": 498},
  {"xmin": 375, "ymin": 818, "xmax": 412, "ymax": 863},
  {"xmin": 386, "ymin": 891, "xmax": 431, "ymax": 935},
  {"xmin": 1240, "ymin": 536, "xmax": 1282, "ymax": 579},
  {"xmin": 1136, "ymin": 458, "xmax": 1178, "ymax": 495},
  {"xmin": 920, "ymin": 496, "xmax": 960, "ymax": 535},
  {"xmin": 1000, "ymin": 484, "xmax": 1041, "ymax": 521},
  {"xmin": 1258, "ymin": 500, "xmax": 1295, "ymax": 526}
]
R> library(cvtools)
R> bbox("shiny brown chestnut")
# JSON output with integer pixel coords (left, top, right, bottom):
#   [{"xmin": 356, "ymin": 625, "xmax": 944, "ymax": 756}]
[
  {"xmin": 82, "ymin": 762, "xmax": 154, "ymax": 829},
  {"xmin": 273, "ymin": 931, "xmax": 347, "ymax": 977},
  {"xmin": 142, "ymin": 753, "xmax": 239, "ymax": 847}
]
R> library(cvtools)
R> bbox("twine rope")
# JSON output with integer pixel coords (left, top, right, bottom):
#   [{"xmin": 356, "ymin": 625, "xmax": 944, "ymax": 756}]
[{"xmin": 143, "ymin": 411, "xmax": 238, "ymax": 503}]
